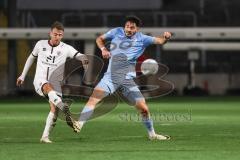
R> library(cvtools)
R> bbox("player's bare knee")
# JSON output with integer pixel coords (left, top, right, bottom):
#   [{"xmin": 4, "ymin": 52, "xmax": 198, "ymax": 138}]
[
  {"xmin": 92, "ymin": 88, "xmax": 106, "ymax": 99},
  {"xmin": 86, "ymin": 97, "xmax": 99, "ymax": 108},
  {"xmin": 42, "ymin": 83, "xmax": 54, "ymax": 94},
  {"xmin": 85, "ymin": 88, "xmax": 105, "ymax": 108},
  {"xmin": 136, "ymin": 99, "xmax": 147, "ymax": 109}
]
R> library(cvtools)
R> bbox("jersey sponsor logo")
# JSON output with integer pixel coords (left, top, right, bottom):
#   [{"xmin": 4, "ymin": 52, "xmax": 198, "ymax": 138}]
[
  {"xmin": 46, "ymin": 55, "xmax": 56, "ymax": 64},
  {"xmin": 42, "ymin": 61, "xmax": 58, "ymax": 67},
  {"xmin": 46, "ymin": 55, "xmax": 53, "ymax": 62}
]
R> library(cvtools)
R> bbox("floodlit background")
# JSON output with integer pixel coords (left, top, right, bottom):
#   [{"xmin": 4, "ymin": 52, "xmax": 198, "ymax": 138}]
[
  {"xmin": 1, "ymin": 0, "xmax": 240, "ymax": 96},
  {"xmin": 0, "ymin": 1, "xmax": 240, "ymax": 160}
]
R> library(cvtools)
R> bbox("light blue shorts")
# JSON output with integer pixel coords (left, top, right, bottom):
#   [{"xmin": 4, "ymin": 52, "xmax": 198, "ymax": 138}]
[{"xmin": 96, "ymin": 75, "xmax": 144, "ymax": 105}]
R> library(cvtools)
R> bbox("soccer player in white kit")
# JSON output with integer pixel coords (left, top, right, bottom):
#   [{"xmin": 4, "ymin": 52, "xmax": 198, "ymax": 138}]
[{"xmin": 16, "ymin": 21, "xmax": 87, "ymax": 143}]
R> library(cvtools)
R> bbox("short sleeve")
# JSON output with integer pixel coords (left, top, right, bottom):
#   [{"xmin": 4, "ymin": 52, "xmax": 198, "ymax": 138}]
[
  {"xmin": 102, "ymin": 28, "xmax": 118, "ymax": 40},
  {"xmin": 31, "ymin": 41, "xmax": 41, "ymax": 57},
  {"xmin": 142, "ymin": 34, "xmax": 154, "ymax": 47},
  {"xmin": 67, "ymin": 45, "xmax": 79, "ymax": 58}
]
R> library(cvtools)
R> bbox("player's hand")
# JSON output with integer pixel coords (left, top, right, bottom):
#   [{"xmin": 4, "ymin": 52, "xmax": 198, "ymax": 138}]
[
  {"xmin": 79, "ymin": 55, "xmax": 89, "ymax": 72},
  {"xmin": 79, "ymin": 55, "xmax": 89, "ymax": 65},
  {"xmin": 163, "ymin": 32, "xmax": 172, "ymax": 40},
  {"xmin": 16, "ymin": 76, "xmax": 24, "ymax": 87},
  {"xmin": 102, "ymin": 49, "xmax": 111, "ymax": 59}
]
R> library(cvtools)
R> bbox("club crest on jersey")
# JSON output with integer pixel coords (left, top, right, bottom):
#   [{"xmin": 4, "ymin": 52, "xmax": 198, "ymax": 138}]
[
  {"xmin": 57, "ymin": 51, "xmax": 61, "ymax": 56},
  {"xmin": 43, "ymin": 48, "xmax": 46, "ymax": 51}
]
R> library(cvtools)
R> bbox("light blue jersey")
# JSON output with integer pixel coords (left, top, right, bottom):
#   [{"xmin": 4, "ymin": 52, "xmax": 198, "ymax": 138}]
[
  {"xmin": 103, "ymin": 27, "xmax": 155, "ymax": 79},
  {"xmin": 103, "ymin": 27, "xmax": 154, "ymax": 61},
  {"xmin": 96, "ymin": 27, "xmax": 155, "ymax": 104}
]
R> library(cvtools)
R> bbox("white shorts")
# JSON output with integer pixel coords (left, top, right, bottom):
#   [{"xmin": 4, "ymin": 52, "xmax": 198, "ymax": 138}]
[{"xmin": 33, "ymin": 78, "xmax": 62, "ymax": 97}]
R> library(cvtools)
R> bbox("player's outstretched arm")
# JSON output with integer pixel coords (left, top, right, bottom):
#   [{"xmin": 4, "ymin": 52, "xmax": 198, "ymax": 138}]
[
  {"xmin": 154, "ymin": 32, "xmax": 172, "ymax": 45},
  {"xmin": 16, "ymin": 54, "xmax": 36, "ymax": 86}
]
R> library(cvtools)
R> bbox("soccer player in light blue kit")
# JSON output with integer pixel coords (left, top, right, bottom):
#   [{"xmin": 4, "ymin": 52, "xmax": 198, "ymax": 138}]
[{"xmin": 77, "ymin": 16, "xmax": 172, "ymax": 140}]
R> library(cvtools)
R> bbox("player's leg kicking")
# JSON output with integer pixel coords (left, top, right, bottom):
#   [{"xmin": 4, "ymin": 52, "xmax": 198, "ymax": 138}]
[
  {"xmin": 38, "ymin": 83, "xmax": 80, "ymax": 143},
  {"xmin": 77, "ymin": 74, "xmax": 120, "ymax": 130},
  {"xmin": 43, "ymin": 83, "xmax": 80, "ymax": 131},
  {"xmin": 77, "ymin": 77, "xmax": 170, "ymax": 140},
  {"xmin": 77, "ymin": 87, "xmax": 106, "ymax": 130}
]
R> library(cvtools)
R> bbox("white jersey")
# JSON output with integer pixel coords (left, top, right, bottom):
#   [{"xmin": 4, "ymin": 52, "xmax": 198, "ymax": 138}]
[{"xmin": 32, "ymin": 40, "xmax": 80, "ymax": 82}]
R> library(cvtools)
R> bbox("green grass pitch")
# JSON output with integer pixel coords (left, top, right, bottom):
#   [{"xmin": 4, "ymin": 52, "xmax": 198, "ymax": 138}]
[{"xmin": 0, "ymin": 97, "xmax": 240, "ymax": 160}]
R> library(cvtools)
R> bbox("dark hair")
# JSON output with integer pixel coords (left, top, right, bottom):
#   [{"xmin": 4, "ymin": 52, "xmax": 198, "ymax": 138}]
[
  {"xmin": 51, "ymin": 21, "xmax": 64, "ymax": 31},
  {"xmin": 124, "ymin": 16, "xmax": 142, "ymax": 27}
]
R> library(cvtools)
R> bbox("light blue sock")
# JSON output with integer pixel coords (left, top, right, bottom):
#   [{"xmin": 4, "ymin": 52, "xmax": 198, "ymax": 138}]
[
  {"xmin": 79, "ymin": 106, "xmax": 94, "ymax": 123},
  {"xmin": 142, "ymin": 118, "xmax": 155, "ymax": 136}
]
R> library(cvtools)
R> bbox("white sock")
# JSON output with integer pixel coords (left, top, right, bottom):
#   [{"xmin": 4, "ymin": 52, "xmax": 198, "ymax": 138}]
[
  {"xmin": 142, "ymin": 117, "xmax": 156, "ymax": 137},
  {"xmin": 48, "ymin": 91, "xmax": 64, "ymax": 110},
  {"xmin": 148, "ymin": 130, "xmax": 156, "ymax": 137},
  {"xmin": 42, "ymin": 112, "xmax": 54, "ymax": 138}
]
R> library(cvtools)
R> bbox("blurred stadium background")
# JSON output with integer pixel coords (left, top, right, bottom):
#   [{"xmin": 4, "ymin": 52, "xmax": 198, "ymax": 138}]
[
  {"xmin": 1, "ymin": 0, "xmax": 240, "ymax": 97},
  {"xmin": 1, "ymin": 1, "xmax": 240, "ymax": 160}
]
